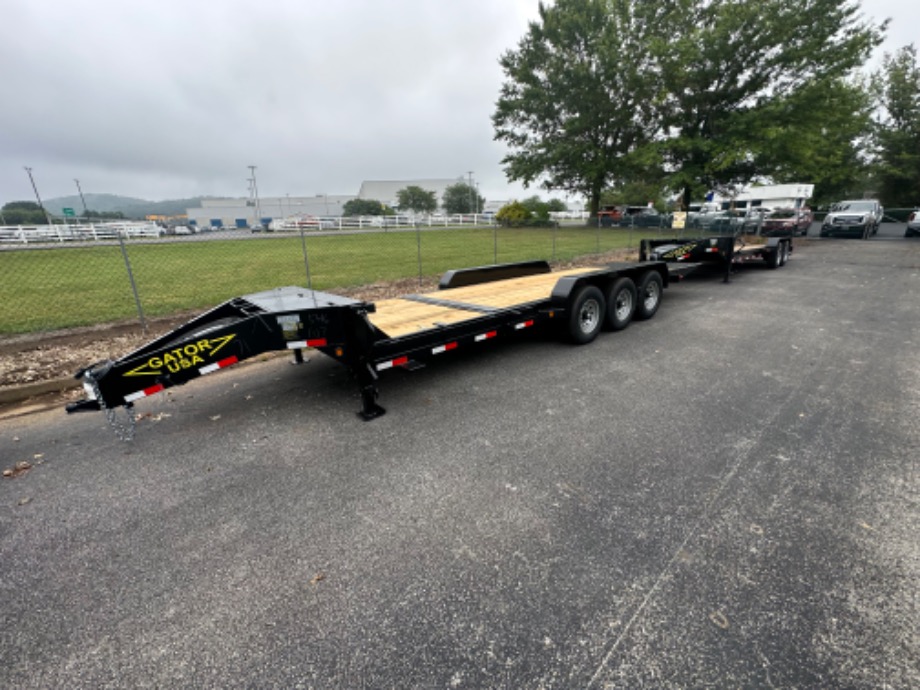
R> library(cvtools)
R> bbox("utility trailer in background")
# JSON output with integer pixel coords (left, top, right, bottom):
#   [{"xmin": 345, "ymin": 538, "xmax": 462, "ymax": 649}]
[
  {"xmin": 67, "ymin": 259, "xmax": 681, "ymax": 439},
  {"xmin": 639, "ymin": 229, "xmax": 794, "ymax": 282}
]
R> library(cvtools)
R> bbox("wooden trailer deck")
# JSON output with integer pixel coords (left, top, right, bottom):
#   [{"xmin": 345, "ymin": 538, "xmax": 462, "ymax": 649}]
[{"xmin": 368, "ymin": 266, "xmax": 600, "ymax": 338}]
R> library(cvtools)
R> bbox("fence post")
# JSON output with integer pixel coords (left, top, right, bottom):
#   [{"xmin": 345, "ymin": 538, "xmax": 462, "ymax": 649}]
[
  {"xmin": 300, "ymin": 227, "xmax": 314, "ymax": 292},
  {"xmin": 118, "ymin": 233, "xmax": 147, "ymax": 334},
  {"xmin": 416, "ymin": 223, "xmax": 423, "ymax": 288}
]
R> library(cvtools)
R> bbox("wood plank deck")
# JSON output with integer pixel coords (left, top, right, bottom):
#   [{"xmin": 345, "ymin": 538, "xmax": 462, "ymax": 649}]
[{"xmin": 367, "ymin": 267, "xmax": 601, "ymax": 338}]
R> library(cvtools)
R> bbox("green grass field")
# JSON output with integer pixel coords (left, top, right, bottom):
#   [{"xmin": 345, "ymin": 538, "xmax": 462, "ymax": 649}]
[{"xmin": 0, "ymin": 226, "xmax": 664, "ymax": 334}]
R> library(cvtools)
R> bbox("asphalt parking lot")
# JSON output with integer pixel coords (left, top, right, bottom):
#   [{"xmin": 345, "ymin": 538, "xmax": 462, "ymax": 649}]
[{"xmin": 1, "ymin": 231, "xmax": 918, "ymax": 688}]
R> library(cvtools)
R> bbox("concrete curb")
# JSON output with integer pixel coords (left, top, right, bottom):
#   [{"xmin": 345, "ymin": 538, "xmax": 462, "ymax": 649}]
[{"xmin": 0, "ymin": 377, "xmax": 79, "ymax": 406}]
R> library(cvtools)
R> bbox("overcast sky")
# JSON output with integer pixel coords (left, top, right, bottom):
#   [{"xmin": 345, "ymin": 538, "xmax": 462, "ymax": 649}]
[{"xmin": 1, "ymin": 0, "xmax": 915, "ymax": 206}]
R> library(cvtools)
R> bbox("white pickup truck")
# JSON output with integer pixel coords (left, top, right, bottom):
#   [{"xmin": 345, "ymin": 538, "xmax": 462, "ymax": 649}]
[{"xmin": 820, "ymin": 199, "xmax": 883, "ymax": 239}]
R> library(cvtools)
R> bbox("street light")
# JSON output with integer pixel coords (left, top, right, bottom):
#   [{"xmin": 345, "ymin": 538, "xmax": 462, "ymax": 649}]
[
  {"xmin": 24, "ymin": 166, "xmax": 53, "ymax": 226},
  {"xmin": 249, "ymin": 165, "xmax": 262, "ymax": 226},
  {"xmin": 75, "ymin": 179, "xmax": 88, "ymax": 216}
]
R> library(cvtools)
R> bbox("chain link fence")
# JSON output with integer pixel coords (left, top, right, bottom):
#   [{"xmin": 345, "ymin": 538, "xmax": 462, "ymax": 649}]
[{"xmin": 1, "ymin": 221, "xmax": 680, "ymax": 337}]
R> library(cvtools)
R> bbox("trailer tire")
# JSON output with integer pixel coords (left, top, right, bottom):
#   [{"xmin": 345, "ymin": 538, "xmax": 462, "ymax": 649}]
[
  {"xmin": 604, "ymin": 277, "xmax": 637, "ymax": 331},
  {"xmin": 635, "ymin": 271, "xmax": 663, "ymax": 320},
  {"xmin": 779, "ymin": 241, "xmax": 789, "ymax": 266},
  {"xmin": 566, "ymin": 285, "xmax": 606, "ymax": 344},
  {"xmin": 765, "ymin": 247, "xmax": 781, "ymax": 269}
]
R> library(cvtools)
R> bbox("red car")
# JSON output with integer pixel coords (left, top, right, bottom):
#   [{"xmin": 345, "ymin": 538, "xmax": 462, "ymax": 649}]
[{"xmin": 761, "ymin": 207, "xmax": 813, "ymax": 236}]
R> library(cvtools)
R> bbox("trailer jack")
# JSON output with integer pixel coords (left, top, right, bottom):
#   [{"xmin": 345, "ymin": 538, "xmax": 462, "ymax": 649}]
[{"xmin": 357, "ymin": 363, "xmax": 385, "ymax": 421}]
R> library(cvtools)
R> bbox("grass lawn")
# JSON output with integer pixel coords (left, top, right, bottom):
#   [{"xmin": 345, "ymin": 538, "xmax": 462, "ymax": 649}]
[{"xmin": 0, "ymin": 225, "xmax": 664, "ymax": 334}]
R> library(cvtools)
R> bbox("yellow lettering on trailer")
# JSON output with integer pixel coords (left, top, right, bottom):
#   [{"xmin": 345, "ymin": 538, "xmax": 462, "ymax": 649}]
[{"xmin": 124, "ymin": 334, "xmax": 236, "ymax": 376}]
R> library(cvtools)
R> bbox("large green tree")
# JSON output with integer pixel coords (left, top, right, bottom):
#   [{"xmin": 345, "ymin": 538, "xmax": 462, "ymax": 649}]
[
  {"xmin": 753, "ymin": 77, "xmax": 875, "ymax": 206},
  {"xmin": 396, "ymin": 186, "xmax": 438, "ymax": 214},
  {"xmin": 495, "ymin": 0, "xmax": 884, "ymax": 214},
  {"xmin": 493, "ymin": 0, "xmax": 660, "ymax": 216},
  {"xmin": 442, "ymin": 183, "xmax": 485, "ymax": 214},
  {"xmin": 652, "ymin": 0, "xmax": 884, "ymax": 209},
  {"xmin": 872, "ymin": 45, "xmax": 920, "ymax": 207}
]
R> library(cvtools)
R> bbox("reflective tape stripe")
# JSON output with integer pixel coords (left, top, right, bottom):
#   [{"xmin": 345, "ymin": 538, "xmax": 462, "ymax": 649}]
[
  {"xmin": 475, "ymin": 331, "xmax": 498, "ymax": 342},
  {"xmin": 286, "ymin": 338, "xmax": 327, "ymax": 349},
  {"xmin": 199, "ymin": 355, "xmax": 239, "ymax": 376},
  {"xmin": 124, "ymin": 383, "xmax": 165, "ymax": 403},
  {"xmin": 515, "ymin": 320, "xmax": 534, "ymax": 330},
  {"xmin": 432, "ymin": 342, "xmax": 458, "ymax": 355},
  {"xmin": 377, "ymin": 355, "xmax": 409, "ymax": 372}
]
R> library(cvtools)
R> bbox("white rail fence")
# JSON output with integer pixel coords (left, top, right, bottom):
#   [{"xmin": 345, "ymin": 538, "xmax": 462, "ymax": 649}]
[{"xmin": 0, "ymin": 222, "xmax": 163, "ymax": 244}]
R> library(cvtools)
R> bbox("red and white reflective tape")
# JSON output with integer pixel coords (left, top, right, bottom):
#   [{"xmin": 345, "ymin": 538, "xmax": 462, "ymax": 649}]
[
  {"xmin": 705, "ymin": 247, "xmax": 720, "ymax": 253},
  {"xmin": 376, "ymin": 355, "xmax": 409, "ymax": 371},
  {"xmin": 124, "ymin": 383, "xmax": 165, "ymax": 404},
  {"xmin": 474, "ymin": 330, "xmax": 498, "ymax": 342},
  {"xmin": 286, "ymin": 338, "xmax": 328, "ymax": 349},
  {"xmin": 514, "ymin": 320, "xmax": 534, "ymax": 330},
  {"xmin": 432, "ymin": 341, "xmax": 458, "ymax": 355},
  {"xmin": 199, "ymin": 355, "xmax": 239, "ymax": 376}
]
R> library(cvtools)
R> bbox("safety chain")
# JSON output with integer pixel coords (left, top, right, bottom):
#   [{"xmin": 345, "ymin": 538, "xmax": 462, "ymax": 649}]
[{"xmin": 87, "ymin": 374, "xmax": 137, "ymax": 442}]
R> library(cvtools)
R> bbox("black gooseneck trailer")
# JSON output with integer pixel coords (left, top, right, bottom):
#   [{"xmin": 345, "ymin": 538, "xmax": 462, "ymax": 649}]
[
  {"xmin": 67, "ymin": 259, "xmax": 677, "ymax": 439},
  {"xmin": 639, "ymin": 229, "xmax": 794, "ymax": 282}
]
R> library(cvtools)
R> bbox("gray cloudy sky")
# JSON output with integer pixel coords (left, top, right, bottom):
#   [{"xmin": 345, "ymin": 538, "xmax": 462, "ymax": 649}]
[{"xmin": 1, "ymin": 0, "xmax": 914, "ymax": 205}]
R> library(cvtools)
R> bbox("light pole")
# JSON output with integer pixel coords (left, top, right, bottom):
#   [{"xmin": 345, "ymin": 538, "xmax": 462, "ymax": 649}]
[
  {"xmin": 75, "ymin": 179, "xmax": 88, "ymax": 217},
  {"xmin": 249, "ymin": 165, "xmax": 262, "ymax": 226},
  {"xmin": 467, "ymin": 171, "xmax": 474, "ymax": 214},
  {"xmin": 24, "ymin": 166, "xmax": 53, "ymax": 226}
]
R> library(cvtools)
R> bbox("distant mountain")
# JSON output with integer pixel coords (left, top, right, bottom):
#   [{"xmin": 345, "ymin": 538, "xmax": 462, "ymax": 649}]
[{"xmin": 43, "ymin": 194, "xmax": 217, "ymax": 219}]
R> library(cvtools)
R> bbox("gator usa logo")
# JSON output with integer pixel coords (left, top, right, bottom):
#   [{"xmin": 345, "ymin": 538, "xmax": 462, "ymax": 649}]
[{"xmin": 124, "ymin": 334, "xmax": 235, "ymax": 376}]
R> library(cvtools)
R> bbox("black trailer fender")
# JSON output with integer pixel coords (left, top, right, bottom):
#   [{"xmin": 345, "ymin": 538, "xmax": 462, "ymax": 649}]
[{"xmin": 439, "ymin": 260, "xmax": 551, "ymax": 289}]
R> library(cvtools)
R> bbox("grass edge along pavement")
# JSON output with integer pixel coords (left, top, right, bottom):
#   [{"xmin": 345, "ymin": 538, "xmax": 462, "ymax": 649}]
[{"xmin": 0, "ymin": 226, "xmax": 664, "ymax": 335}]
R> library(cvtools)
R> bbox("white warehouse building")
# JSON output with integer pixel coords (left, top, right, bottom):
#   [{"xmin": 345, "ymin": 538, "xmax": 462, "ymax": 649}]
[{"xmin": 185, "ymin": 178, "xmax": 483, "ymax": 229}]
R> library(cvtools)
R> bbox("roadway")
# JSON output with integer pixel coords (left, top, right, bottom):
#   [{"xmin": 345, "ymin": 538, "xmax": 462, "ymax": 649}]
[{"xmin": 1, "ymin": 234, "xmax": 918, "ymax": 687}]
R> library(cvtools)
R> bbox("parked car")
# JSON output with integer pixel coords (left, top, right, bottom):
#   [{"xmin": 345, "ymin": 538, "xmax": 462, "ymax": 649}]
[
  {"xmin": 620, "ymin": 206, "xmax": 667, "ymax": 228},
  {"xmin": 820, "ymin": 199, "xmax": 883, "ymax": 238},
  {"xmin": 741, "ymin": 207, "xmax": 772, "ymax": 233},
  {"xmin": 597, "ymin": 205, "xmax": 623, "ymax": 226},
  {"xmin": 906, "ymin": 209, "xmax": 920, "ymax": 237},
  {"xmin": 706, "ymin": 209, "xmax": 747, "ymax": 234},
  {"xmin": 761, "ymin": 207, "xmax": 813, "ymax": 237}
]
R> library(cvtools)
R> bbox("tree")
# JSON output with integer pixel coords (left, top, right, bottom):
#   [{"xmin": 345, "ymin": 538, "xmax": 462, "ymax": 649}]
[
  {"xmin": 872, "ymin": 45, "xmax": 920, "ymax": 207},
  {"xmin": 494, "ymin": 0, "xmax": 884, "ymax": 214},
  {"xmin": 396, "ymin": 186, "xmax": 438, "ymax": 214},
  {"xmin": 649, "ymin": 0, "xmax": 884, "ymax": 210},
  {"xmin": 600, "ymin": 180, "xmax": 668, "ymax": 210},
  {"xmin": 520, "ymin": 195, "xmax": 551, "ymax": 220},
  {"xmin": 3, "ymin": 201, "xmax": 42, "ymax": 212},
  {"xmin": 1, "ymin": 201, "xmax": 45, "ymax": 225},
  {"xmin": 442, "ymin": 182, "xmax": 485, "ymax": 214},
  {"xmin": 81, "ymin": 209, "xmax": 125, "ymax": 220},
  {"xmin": 493, "ymin": 0, "xmax": 660, "ymax": 217},
  {"xmin": 495, "ymin": 201, "xmax": 532, "ymax": 227},
  {"xmin": 754, "ymin": 77, "xmax": 875, "ymax": 207},
  {"xmin": 342, "ymin": 198, "xmax": 389, "ymax": 216}
]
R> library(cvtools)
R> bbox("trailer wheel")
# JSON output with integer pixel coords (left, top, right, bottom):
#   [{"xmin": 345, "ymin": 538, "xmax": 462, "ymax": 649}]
[
  {"xmin": 765, "ymin": 247, "xmax": 782, "ymax": 269},
  {"xmin": 778, "ymin": 241, "xmax": 789, "ymax": 266},
  {"xmin": 635, "ymin": 271, "xmax": 663, "ymax": 320},
  {"xmin": 567, "ymin": 285, "xmax": 605, "ymax": 344},
  {"xmin": 604, "ymin": 277, "xmax": 637, "ymax": 331}
]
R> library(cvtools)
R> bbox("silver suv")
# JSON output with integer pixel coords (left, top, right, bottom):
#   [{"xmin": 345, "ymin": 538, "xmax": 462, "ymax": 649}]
[{"xmin": 820, "ymin": 199, "xmax": 883, "ymax": 238}]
